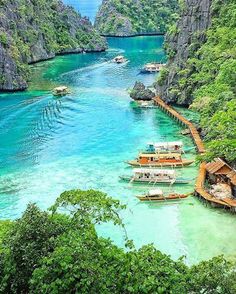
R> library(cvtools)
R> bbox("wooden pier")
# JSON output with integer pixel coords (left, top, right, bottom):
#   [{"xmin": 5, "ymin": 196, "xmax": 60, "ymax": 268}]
[
  {"xmin": 154, "ymin": 97, "xmax": 205, "ymax": 153},
  {"xmin": 154, "ymin": 96, "xmax": 236, "ymax": 211}
]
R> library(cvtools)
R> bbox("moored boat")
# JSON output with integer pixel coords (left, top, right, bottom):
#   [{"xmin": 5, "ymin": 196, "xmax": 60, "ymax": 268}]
[
  {"xmin": 120, "ymin": 168, "xmax": 191, "ymax": 185},
  {"xmin": 136, "ymin": 189, "xmax": 192, "ymax": 201},
  {"xmin": 126, "ymin": 153, "xmax": 194, "ymax": 168},
  {"xmin": 140, "ymin": 63, "xmax": 166, "ymax": 74},
  {"xmin": 113, "ymin": 55, "xmax": 128, "ymax": 64},
  {"xmin": 145, "ymin": 141, "xmax": 184, "ymax": 154},
  {"xmin": 137, "ymin": 100, "xmax": 155, "ymax": 108}
]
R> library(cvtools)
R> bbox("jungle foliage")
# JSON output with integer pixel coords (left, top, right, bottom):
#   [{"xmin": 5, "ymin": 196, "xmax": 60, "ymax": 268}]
[
  {"xmin": 0, "ymin": 189, "xmax": 236, "ymax": 293},
  {"xmin": 95, "ymin": 0, "xmax": 180, "ymax": 35},
  {"xmin": 159, "ymin": 0, "xmax": 236, "ymax": 162},
  {"xmin": 0, "ymin": 0, "xmax": 106, "ymax": 90}
]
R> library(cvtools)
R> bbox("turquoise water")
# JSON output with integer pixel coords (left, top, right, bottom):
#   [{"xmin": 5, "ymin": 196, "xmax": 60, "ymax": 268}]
[
  {"xmin": 63, "ymin": 0, "xmax": 102, "ymax": 23},
  {"xmin": 0, "ymin": 36, "xmax": 236, "ymax": 264}
]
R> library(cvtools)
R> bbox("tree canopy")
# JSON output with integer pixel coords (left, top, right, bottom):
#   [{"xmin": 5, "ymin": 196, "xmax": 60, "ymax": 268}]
[{"xmin": 0, "ymin": 189, "xmax": 236, "ymax": 293}]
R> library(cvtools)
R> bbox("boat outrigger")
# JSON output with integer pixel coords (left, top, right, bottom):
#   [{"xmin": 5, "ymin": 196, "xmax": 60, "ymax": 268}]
[
  {"xmin": 126, "ymin": 153, "xmax": 194, "ymax": 167},
  {"xmin": 53, "ymin": 86, "xmax": 70, "ymax": 96},
  {"xmin": 113, "ymin": 55, "xmax": 128, "ymax": 64},
  {"xmin": 140, "ymin": 63, "xmax": 166, "ymax": 74},
  {"xmin": 120, "ymin": 168, "xmax": 191, "ymax": 185},
  {"xmin": 136, "ymin": 189, "xmax": 192, "ymax": 201}
]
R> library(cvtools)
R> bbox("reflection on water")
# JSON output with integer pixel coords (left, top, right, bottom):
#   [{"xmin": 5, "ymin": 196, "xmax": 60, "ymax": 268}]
[{"xmin": 0, "ymin": 36, "xmax": 236, "ymax": 264}]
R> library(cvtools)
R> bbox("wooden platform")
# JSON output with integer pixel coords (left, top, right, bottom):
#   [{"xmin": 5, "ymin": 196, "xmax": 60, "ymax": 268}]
[
  {"xmin": 195, "ymin": 163, "xmax": 231, "ymax": 208},
  {"xmin": 154, "ymin": 96, "xmax": 236, "ymax": 211}
]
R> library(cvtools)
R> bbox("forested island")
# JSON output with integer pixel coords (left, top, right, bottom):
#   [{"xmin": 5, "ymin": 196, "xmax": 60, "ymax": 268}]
[
  {"xmin": 95, "ymin": 0, "xmax": 179, "ymax": 36},
  {"xmin": 0, "ymin": 0, "xmax": 106, "ymax": 91}
]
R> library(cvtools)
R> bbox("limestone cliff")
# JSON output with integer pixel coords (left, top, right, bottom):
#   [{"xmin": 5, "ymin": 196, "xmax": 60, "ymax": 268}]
[
  {"xmin": 157, "ymin": 0, "xmax": 212, "ymax": 105},
  {"xmin": 0, "ymin": 0, "xmax": 107, "ymax": 91},
  {"xmin": 95, "ymin": 0, "xmax": 179, "ymax": 36}
]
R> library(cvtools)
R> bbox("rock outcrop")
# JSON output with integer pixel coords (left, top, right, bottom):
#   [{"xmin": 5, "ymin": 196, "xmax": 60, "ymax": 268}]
[
  {"xmin": 157, "ymin": 0, "xmax": 212, "ymax": 105},
  {"xmin": 0, "ymin": 0, "xmax": 107, "ymax": 91},
  {"xmin": 130, "ymin": 82, "xmax": 155, "ymax": 101},
  {"xmin": 95, "ymin": 0, "xmax": 179, "ymax": 36}
]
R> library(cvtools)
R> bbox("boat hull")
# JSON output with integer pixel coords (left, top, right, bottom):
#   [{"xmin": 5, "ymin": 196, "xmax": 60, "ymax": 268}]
[
  {"xmin": 140, "ymin": 70, "xmax": 159, "ymax": 74},
  {"xmin": 119, "ymin": 176, "xmax": 191, "ymax": 185},
  {"xmin": 136, "ymin": 194, "xmax": 190, "ymax": 201},
  {"xmin": 126, "ymin": 159, "xmax": 194, "ymax": 167}
]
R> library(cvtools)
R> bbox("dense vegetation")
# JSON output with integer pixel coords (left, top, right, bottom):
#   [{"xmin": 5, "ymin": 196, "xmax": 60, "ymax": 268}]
[
  {"xmin": 158, "ymin": 0, "xmax": 236, "ymax": 163},
  {"xmin": 95, "ymin": 0, "xmax": 179, "ymax": 36},
  {"xmin": 0, "ymin": 0, "xmax": 106, "ymax": 91},
  {"xmin": 0, "ymin": 189, "xmax": 236, "ymax": 293}
]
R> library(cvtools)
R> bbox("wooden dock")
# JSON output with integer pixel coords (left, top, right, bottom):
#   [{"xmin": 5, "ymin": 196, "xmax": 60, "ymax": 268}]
[
  {"xmin": 154, "ymin": 96, "xmax": 236, "ymax": 211},
  {"xmin": 154, "ymin": 97, "xmax": 205, "ymax": 153},
  {"xmin": 195, "ymin": 163, "xmax": 231, "ymax": 208}
]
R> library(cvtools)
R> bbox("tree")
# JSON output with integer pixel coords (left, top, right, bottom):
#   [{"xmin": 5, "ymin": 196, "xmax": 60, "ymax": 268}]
[{"xmin": 0, "ymin": 189, "xmax": 236, "ymax": 293}]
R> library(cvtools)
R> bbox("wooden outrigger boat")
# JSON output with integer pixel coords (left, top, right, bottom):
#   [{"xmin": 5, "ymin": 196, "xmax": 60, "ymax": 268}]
[
  {"xmin": 120, "ymin": 168, "xmax": 191, "ymax": 185},
  {"xmin": 144, "ymin": 141, "xmax": 184, "ymax": 154},
  {"xmin": 136, "ymin": 189, "xmax": 192, "ymax": 201},
  {"xmin": 53, "ymin": 86, "xmax": 70, "ymax": 96},
  {"xmin": 140, "ymin": 63, "xmax": 166, "ymax": 74},
  {"xmin": 126, "ymin": 153, "xmax": 194, "ymax": 168},
  {"xmin": 113, "ymin": 55, "xmax": 128, "ymax": 64}
]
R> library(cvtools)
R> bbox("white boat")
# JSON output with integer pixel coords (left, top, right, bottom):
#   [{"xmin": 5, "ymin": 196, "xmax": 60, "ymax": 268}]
[
  {"xmin": 113, "ymin": 55, "xmax": 128, "ymax": 64},
  {"xmin": 140, "ymin": 63, "xmax": 166, "ymax": 74},
  {"xmin": 52, "ymin": 86, "xmax": 70, "ymax": 96},
  {"xmin": 120, "ymin": 168, "xmax": 191, "ymax": 185},
  {"xmin": 137, "ymin": 100, "xmax": 155, "ymax": 108}
]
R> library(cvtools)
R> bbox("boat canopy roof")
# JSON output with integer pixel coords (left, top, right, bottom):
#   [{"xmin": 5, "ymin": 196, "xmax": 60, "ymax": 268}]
[
  {"xmin": 147, "ymin": 141, "xmax": 183, "ymax": 147},
  {"xmin": 54, "ymin": 86, "xmax": 68, "ymax": 91},
  {"xmin": 148, "ymin": 189, "xmax": 163, "ymax": 196},
  {"xmin": 115, "ymin": 55, "xmax": 124, "ymax": 59},
  {"xmin": 139, "ymin": 153, "xmax": 181, "ymax": 158},
  {"xmin": 134, "ymin": 168, "xmax": 176, "ymax": 176}
]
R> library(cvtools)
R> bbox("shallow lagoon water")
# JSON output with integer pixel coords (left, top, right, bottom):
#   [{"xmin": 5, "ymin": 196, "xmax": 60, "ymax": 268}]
[{"xmin": 0, "ymin": 36, "xmax": 236, "ymax": 264}]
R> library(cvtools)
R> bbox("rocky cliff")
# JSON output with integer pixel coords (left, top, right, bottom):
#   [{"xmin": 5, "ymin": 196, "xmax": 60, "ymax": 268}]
[
  {"xmin": 157, "ymin": 0, "xmax": 212, "ymax": 105},
  {"xmin": 95, "ymin": 0, "xmax": 179, "ymax": 36},
  {"xmin": 0, "ymin": 0, "xmax": 107, "ymax": 91},
  {"xmin": 157, "ymin": 0, "xmax": 236, "ymax": 162}
]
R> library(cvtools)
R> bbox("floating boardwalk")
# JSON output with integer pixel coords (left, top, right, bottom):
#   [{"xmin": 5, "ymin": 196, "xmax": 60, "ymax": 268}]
[{"xmin": 153, "ymin": 96, "xmax": 236, "ymax": 211}]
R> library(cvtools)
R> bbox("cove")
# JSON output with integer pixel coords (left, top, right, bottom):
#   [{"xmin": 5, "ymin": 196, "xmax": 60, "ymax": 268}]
[{"xmin": 0, "ymin": 36, "xmax": 236, "ymax": 264}]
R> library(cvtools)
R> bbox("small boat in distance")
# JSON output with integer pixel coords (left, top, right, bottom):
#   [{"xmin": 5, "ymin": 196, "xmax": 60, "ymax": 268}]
[
  {"xmin": 126, "ymin": 153, "xmax": 194, "ymax": 167},
  {"xmin": 120, "ymin": 168, "xmax": 191, "ymax": 185},
  {"xmin": 137, "ymin": 100, "xmax": 155, "ymax": 108},
  {"xmin": 145, "ymin": 141, "xmax": 184, "ymax": 154},
  {"xmin": 140, "ymin": 63, "xmax": 166, "ymax": 74},
  {"xmin": 53, "ymin": 86, "xmax": 70, "ymax": 96},
  {"xmin": 113, "ymin": 55, "xmax": 128, "ymax": 64},
  {"xmin": 136, "ymin": 189, "xmax": 192, "ymax": 201}
]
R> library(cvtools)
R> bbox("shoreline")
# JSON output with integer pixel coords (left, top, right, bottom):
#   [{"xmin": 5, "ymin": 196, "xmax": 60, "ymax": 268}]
[
  {"xmin": 0, "ymin": 48, "xmax": 107, "ymax": 94},
  {"xmin": 102, "ymin": 32, "xmax": 165, "ymax": 38}
]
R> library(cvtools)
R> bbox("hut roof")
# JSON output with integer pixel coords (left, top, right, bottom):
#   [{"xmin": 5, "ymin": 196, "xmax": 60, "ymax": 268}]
[
  {"xmin": 206, "ymin": 158, "xmax": 236, "ymax": 186},
  {"xmin": 205, "ymin": 158, "xmax": 226, "ymax": 174}
]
